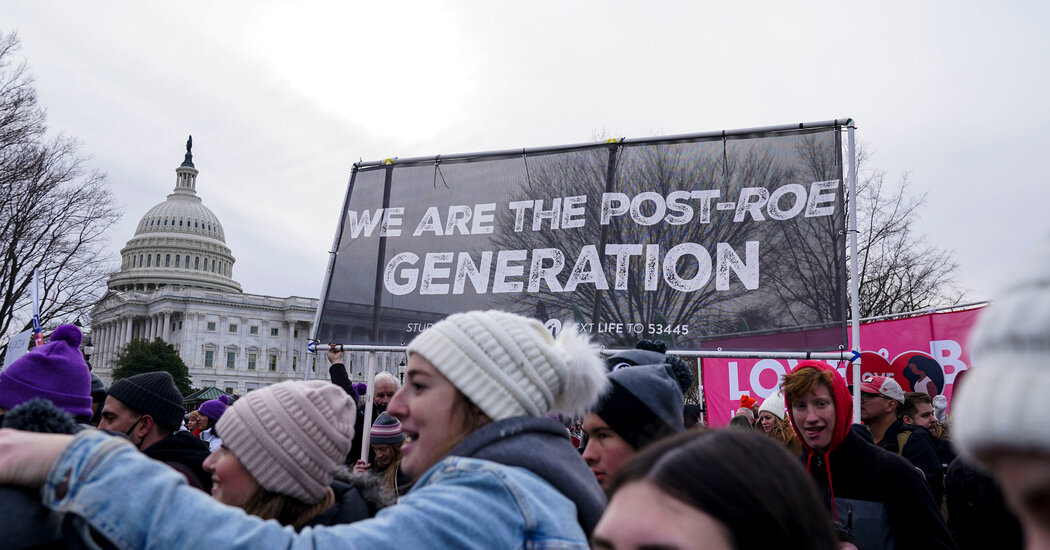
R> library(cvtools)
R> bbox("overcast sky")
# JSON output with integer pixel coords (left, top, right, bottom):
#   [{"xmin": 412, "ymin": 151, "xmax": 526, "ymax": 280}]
[{"xmin": 3, "ymin": 1, "xmax": 1047, "ymax": 304}]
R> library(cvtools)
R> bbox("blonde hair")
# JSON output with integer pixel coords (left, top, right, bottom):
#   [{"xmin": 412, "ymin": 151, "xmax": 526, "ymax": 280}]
[{"xmin": 765, "ymin": 415, "xmax": 800, "ymax": 451}]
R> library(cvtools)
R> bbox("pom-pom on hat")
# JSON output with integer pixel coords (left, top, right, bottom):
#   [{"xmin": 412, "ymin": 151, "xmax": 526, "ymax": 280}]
[
  {"xmin": 199, "ymin": 394, "xmax": 230, "ymax": 421},
  {"xmin": 107, "ymin": 371, "xmax": 186, "ymax": 430},
  {"xmin": 217, "ymin": 381, "xmax": 356, "ymax": 504},
  {"xmin": 954, "ymin": 234, "xmax": 1050, "ymax": 462},
  {"xmin": 406, "ymin": 310, "xmax": 609, "ymax": 421},
  {"xmin": 0, "ymin": 324, "xmax": 91, "ymax": 418},
  {"xmin": 591, "ymin": 355, "xmax": 694, "ymax": 450},
  {"xmin": 370, "ymin": 411, "xmax": 405, "ymax": 445}
]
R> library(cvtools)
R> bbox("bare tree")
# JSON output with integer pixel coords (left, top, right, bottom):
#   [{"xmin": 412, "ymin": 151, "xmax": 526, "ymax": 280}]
[
  {"xmin": 0, "ymin": 32, "xmax": 121, "ymax": 363},
  {"xmin": 488, "ymin": 133, "xmax": 846, "ymax": 347},
  {"xmin": 849, "ymin": 147, "xmax": 965, "ymax": 317}
]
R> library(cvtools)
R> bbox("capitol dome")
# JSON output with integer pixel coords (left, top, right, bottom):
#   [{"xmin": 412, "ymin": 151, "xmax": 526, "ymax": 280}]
[{"xmin": 107, "ymin": 137, "xmax": 243, "ymax": 293}]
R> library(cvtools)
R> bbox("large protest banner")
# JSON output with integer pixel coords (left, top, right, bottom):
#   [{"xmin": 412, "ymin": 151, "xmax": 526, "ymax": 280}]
[
  {"xmin": 702, "ymin": 307, "xmax": 983, "ymax": 426},
  {"xmin": 315, "ymin": 122, "xmax": 849, "ymax": 350}
]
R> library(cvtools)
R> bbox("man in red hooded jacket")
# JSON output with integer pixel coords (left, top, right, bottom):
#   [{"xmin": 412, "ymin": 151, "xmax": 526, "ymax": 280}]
[{"xmin": 781, "ymin": 360, "xmax": 955, "ymax": 550}]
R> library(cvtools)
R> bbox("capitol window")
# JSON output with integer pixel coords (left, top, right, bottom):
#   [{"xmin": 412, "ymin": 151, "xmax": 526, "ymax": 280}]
[
  {"xmin": 206, "ymin": 322, "xmax": 216, "ymax": 332},
  {"xmin": 247, "ymin": 353, "xmax": 257, "ymax": 370},
  {"xmin": 165, "ymin": 255, "xmax": 170, "ymax": 267},
  {"xmin": 249, "ymin": 325, "xmax": 259, "ymax": 335},
  {"xmin": 229, "ymin": 323, "xmax": 238, "ymax": 334},
  {"xmin": 175, "ymin": 256, "xmax": 180, "ymax": 268},
  {"xmin": 147, "ymin": 255, "xmax": 151, "ymax": 267},
  {"xmin": 194, "ymin": 257, "xmax": 199, "ymax": 270},
  {"xmin": 226, "ymin": 352, "xmax": 236, "ymax": 369},
  {"xmin": 269, "ymin": 355, "xmax": 277, "ymax": 371},
  {"xmin": 204, "ymin": 350, "xmax": 214, "ymax": 368},
  {"xmin": 270, "ymin": 328, "xmax": 279, "ymax": 337}
]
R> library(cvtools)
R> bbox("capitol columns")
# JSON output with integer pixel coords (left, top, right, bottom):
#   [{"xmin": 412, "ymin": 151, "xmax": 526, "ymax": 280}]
[
  {"xmin": 286, "ymin": 322, "xmax": 294, "ymax": 375},
  {"xmin": 162, "ymin": 311, "xmax": 171, "ymax": 342}
]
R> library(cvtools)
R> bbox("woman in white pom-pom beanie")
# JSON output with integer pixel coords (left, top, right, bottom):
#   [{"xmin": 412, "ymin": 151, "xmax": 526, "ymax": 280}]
[{"xmin": 0, "ymin": 310, "xmax": 609, "ymax": 549}]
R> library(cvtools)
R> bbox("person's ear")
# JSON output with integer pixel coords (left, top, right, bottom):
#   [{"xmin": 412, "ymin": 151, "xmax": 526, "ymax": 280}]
[{"xmin": 138, "ymin": 415, "xmax": 155, "ymax": 437}]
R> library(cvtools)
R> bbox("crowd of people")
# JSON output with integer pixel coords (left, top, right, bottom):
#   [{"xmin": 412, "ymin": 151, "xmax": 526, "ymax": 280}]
[{"xmin": 0, "ymin": 245, "xmax": 1048, "ymax": 548}]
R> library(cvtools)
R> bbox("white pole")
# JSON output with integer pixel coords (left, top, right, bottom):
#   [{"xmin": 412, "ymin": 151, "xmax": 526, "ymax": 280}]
[
  {"xmin": 848, "ymin": 122, "xmax": 862, "ymax": 424},
  {"xmin": 360, "ymin": 351, "xmax": 377, "ymax": 462}
]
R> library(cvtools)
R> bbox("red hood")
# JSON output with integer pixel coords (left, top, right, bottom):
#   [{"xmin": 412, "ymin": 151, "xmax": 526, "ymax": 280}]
[{"xmin": 786, "ymin": 360, "xmax": 852, "ymax": 455}]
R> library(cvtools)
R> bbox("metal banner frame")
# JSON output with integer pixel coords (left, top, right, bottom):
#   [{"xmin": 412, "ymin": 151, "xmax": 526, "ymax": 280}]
[{"xmin": 310, "ymin": 119, "xmax": 865, "ymax": 424}]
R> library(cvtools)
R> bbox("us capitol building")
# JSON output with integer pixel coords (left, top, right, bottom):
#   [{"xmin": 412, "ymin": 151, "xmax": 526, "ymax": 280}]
[{"xmin": 89, "ymin": 138, "xmax": 398, "ymax": 394}]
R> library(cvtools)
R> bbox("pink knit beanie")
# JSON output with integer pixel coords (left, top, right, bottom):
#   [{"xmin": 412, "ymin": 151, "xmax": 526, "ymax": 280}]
[{"xmin": 216, "ymin": 381, "xmax": 356, "ymax": 503}]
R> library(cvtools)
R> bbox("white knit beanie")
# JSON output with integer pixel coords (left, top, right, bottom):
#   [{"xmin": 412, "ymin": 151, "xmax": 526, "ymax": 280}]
[
  {"xmin": 954, "ymin": 235, "xmax": 1050, "ymax": 462},
  {"xmin": 216, "ymin": 381, "xmax": 356, "ymax": 503},
  {"xmin": 759, "ymin": 390, "xmax": 787, "ymax": 420},
  {"xmin": 406, "ymin": 310, "xmax": 608, "ymax": 421}
]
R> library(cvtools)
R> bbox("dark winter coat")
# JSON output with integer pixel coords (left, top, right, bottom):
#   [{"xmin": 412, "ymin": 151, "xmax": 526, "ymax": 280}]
[
  {"xmin": 787, "ymin": 361, "xmax": 956, "ymax": 550},
  {"xmin": 143, "ymin": 431, "xmax": 213, "ymax": 492},
  {"xmin": 0, "ymin": 399, "xmax": 84, "ymax": 549},
  {"xmin": 944, "ymin": 455, "xmax": 1024, "ymax": 550},
  {"xmin": 300, "ymin": 468, "xmax": 396, "ymax": 529},
  {"xmin": 445, "ymin": 415, "xmax": 607, "ymax": 537},
  {"xmin": 877, "ymin": 419, "xmax": 945, "ymax": 503},
  {"xmin": 329, "ymin": 362, "xmax": 383, "ymax": 463}
]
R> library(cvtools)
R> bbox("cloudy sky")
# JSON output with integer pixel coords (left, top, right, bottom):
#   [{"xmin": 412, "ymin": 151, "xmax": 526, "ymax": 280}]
[{"xmin": 3, "ymin": 1, "xmax": 1047, "ymax": 304}]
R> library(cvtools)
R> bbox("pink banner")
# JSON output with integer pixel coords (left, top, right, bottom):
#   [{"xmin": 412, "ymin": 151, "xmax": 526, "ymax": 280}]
[{"xmin": 700, "ymin": 307, "xmax": 984, "ymax": 427}]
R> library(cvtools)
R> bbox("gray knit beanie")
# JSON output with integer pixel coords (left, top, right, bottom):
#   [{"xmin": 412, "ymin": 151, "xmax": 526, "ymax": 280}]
[
  {"xmin": 216, "ymin": 381, "xmax": 356, "ymax": 503},
  {"xmin": 406, "ymin": 310, "xmax": 608, "ymax": 421},
  {"xmin": 592, "ymin": 357, "xmax": 693, "ymax": 450},
  {"xmin": 954, "ymin": 235, "xmax": 1050, "ymax": 462}
]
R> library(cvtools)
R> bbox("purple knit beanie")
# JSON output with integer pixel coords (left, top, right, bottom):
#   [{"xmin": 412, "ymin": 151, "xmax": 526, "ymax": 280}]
[
  {"xmin": 199, "ymin": 394, "xmax": 230, "ymax": 421},
  {"xmin": 0, "ymin": 324, "xmax": 92, "ymax": 418}
]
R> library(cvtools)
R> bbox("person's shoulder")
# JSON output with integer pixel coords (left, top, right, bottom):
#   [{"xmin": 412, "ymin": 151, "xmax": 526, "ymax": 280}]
[
  {"xmin": 419, "ymin": 456, "xmax": 557, "ymax": 496},
  {"xmin": 164, "ymin": 430, "xmax": 210, "ymax": 450}
]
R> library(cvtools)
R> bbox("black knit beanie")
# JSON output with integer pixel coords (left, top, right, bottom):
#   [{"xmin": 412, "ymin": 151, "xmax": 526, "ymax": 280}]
[
  {"xmin": 592, "ymin": 356, "xmax": 693, "ymax": 450},
  {"xmin": 108, "ymin": 371, "xmax": 185, "ymax": 430},
  {"xmin": 605, "ymin": 339, "xmax": 667, "ymax": 372}
]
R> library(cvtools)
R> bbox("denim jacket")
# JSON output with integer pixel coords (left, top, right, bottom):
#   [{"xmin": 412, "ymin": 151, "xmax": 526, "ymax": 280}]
[{"xmin": 44, "ymin": 430, "xmax": 590, "ymax": 549}]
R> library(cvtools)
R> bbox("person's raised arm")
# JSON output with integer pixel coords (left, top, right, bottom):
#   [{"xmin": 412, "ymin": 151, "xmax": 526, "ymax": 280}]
[{"xmin": 327, "ymin": 346, "xmax": 356, "ymax": 401}]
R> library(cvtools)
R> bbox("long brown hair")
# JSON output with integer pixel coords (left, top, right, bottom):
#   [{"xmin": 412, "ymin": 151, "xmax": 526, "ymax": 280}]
[
  {"xmin": 768, "ymin": 416, "xmax": 802, "ymax": 454},
  {"xmin": 240, "ymin": 485, "xmax": 336, "ymax": 528}
]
